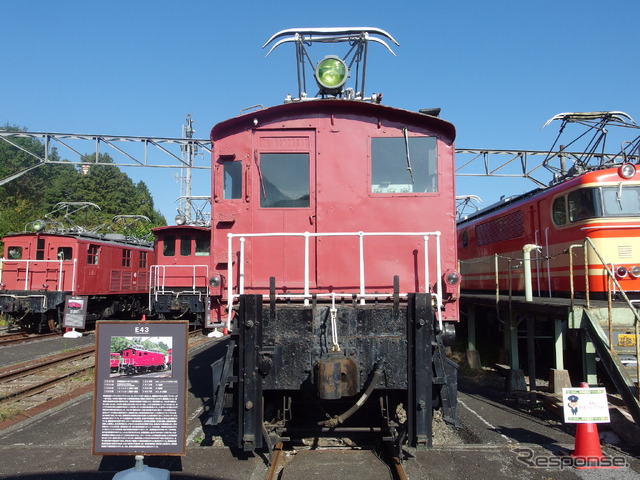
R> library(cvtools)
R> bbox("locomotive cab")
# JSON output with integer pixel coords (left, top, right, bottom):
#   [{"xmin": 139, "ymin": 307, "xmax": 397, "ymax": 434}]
[
  {"xmin": 209, "ymin": 28, "xmax": 461, "ymax": 454},
  {"xmin": 150, "ymin": 225, "xmax": 211, "ymax": 327}
]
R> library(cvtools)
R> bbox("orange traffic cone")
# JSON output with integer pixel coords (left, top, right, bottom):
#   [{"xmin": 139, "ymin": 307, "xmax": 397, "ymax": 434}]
[
  {"xmin": 222, "ymin": 327, "xmax": 229, "ymax": 336},
  {"xmin": 141, "ymin": 314, "xmax": 147, "ymax": 322},
  {"xmin": 571, "ymin": 422, "xmax": 606, "ymax": 466},
  {"xmin": 570, "ymin": 382, "xmax": 616, "ymax": 470}
]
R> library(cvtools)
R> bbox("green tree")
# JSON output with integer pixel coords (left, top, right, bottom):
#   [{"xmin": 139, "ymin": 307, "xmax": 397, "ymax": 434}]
[{"xmin": 0, "ymin": 127, "xmax": 167, "ymax": 252}]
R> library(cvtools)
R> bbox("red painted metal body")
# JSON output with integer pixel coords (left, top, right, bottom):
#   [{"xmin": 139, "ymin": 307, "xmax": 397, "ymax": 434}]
[
  {"xmin": 2, "ymin": 232, "xmax": 152, "ymax": 294},
  {"xmin": 457, "ymin": 167, "xmax": 640, "ymax": 297},
  {"xmin": 110, "ymin": 352, "xmax": 121, "ymax": 372},
  {"xmin": 149, "ymin": 226, "xmax": 210, "ymax": 325},
  {"xmin": 206, "ymin": 99, "xmax": 460, "ymax": 325},
  {"xmin": 120, "ymin": 347, "xmax": 167, "ymax": 374}
]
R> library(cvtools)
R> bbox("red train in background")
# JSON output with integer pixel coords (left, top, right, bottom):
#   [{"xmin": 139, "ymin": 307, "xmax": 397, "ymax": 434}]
[
  {"xmin": 208, "ymin": 28, "xmax": 460, "ymax": 453},
  {"xmin": 149, "ymin": 224, "xmax": 211, "ymax": 327},
  {"xmin": 458, "ymin": 112, "xmax": 640, "ymax": 299},
  {"xmin": 0, "ymin": 203, "xmax": 154, "ymax": 332}
]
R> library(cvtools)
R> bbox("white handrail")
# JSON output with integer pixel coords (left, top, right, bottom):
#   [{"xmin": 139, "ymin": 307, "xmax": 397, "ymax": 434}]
[
  {"xmin": 0, "ymin": 258, "xmax": 74, "ymax": 292},
  {"xmin": 149, "ymin": 264, "xmax": 209, "ymax": 299},
  {"xmin": 225, "ymin": 231, "xmax": 443, "ymax": 331}
]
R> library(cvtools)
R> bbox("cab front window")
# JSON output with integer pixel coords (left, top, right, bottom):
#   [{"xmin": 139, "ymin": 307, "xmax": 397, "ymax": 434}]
[
  {"xmin": 259, "ymin": 153, "xmax": 310, "ymax": 208},
  {"xmin": 602, "ymin": 185, "xmax": 640, "ymax": 216},
  {"xmin": 371, "ymin": 136, "xmax": 437, "ymax": 194}
]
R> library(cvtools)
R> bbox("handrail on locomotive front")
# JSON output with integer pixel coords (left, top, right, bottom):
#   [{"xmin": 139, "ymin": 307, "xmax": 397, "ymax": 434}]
[
  {"xmin": 225, "ymin": 230, "xmax": 444, "ymax": 332},
  {"xmin": 149, "ymin": 264, "xmax": 210, "ymax": 298},
  {"xmin": 0, "ymin": 258, "xmax": 77, "ymax": 293}
]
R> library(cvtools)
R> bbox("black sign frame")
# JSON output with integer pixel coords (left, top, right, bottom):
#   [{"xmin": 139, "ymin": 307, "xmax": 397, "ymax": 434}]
[{"xmin": 92, "ymin": 320, "xmax": 188, "ymax": 456}]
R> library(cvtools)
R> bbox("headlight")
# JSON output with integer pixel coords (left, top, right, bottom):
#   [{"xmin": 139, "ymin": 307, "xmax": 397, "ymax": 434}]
[
  {"xmin": 616, "ymin": 266, "xmax": 628, "ymax": 278},
  {"xmin": 175, "ymin": 214, "xmax": 187, "ymax": 225},
  {"xmin": 618, "ymin": 163, "xmax": 636, "ymax": 179},
  {"xmin": 209, "ymin": 275, "xmax": 222, "ymax": 288},
  {"xmin": 445, "ymin": 271, "xmax": 462, "ymax": 286},
  {"xmin": 315, "ymin": 56, "xmax": 348, "ymax": 92},
  {"xmin": 32, "ymin": 220, "xmax": 45, "ymax": 232},
  {"xmin": 630, "ymin": 266, "xmax": 640, "ymax": 278}
]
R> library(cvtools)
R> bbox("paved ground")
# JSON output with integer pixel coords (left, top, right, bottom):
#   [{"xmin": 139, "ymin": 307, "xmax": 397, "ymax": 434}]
[{"xmin": 1, "ymin": 333, "xmax": 639, "ymax": 479}]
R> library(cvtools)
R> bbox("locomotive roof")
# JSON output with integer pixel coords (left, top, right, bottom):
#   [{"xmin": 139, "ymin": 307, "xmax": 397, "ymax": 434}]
[
  {"xmin": 2, "ymin": 230, "xmax": 153, "ymax": 249},
  {"xmin": 152, "ymin": 225, "xmax": 210, "ymax": 234},
  {"xmin": 210, "ymin": 100, "xmax": 456, "ymax": 144},
  {"xmin": 457, "ymin": 188, "xmax": 543, "ymax": 226},
  {"xmin": 457, "ymin": 165, "xmax": 637, "ymax": 226}
]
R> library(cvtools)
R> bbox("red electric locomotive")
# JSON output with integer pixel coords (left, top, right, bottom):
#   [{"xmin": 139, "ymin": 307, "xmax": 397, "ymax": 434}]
[
  {"xmin": 210, "ymin": 28, "xmax": 460, "ymax": 453},
  {"xmin": 149, "ymin": 224, "xmax": 211, "ymax": 327},
  {"xmin": 119, "ymin": 347, "xmax": 168, "ymax": 375},
  {"xmin": 0, "ymin": 203, "xmax": 154, "ymax": 332},
  {"xmin": 458, "ymin": 112, "xmax": 640, "ymax": 299},
  {"xmin": 110, "ymin": 352, "xmax": 122, "ymax": 373}
]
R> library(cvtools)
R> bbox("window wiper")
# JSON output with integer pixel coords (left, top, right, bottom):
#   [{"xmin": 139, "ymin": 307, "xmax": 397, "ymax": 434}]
[
  {"xmin": 403, "ymin": 128, "xmax": 414, "ymax": 183},
  {"xmin": 254, "ymin": 150, "xmax": 267, "ymax": 200},
  {"xmin": 616, "ymin": 182, "xmax": 623, "ymax": 210}
]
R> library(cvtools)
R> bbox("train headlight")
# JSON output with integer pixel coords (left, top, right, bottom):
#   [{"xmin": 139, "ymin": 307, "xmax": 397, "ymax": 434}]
[
  {"xmin": 443, "ymin": 271, "xmax": 462, "ymax": 295},
  {"xmin": 32, "ymin": 220, "xmax": 45, "ymax": 232},
  {"xmin": 175, "ymin": 214, "xmax": 187, "ymax": 225},
  {"xmin": 445, "ymin": 271, "xmax": 462, "ymax": 287},
  {"xmin": 315, "ymin": 56, "xmax": 348, "ymax": 93},
  {"xmin": 630, "ymin": 266, "xmax": 640, "ymax": 278},
  {"xmin": 618, "ymin": 163, "xmax": 636, "ymax": 179},
  {"xmin": 209, "ymin": 274, "xmax": 222, "ymax": 288},
  {"xmin": 616, "ymin": 266, "xmax": 628, "ymax": 278}
]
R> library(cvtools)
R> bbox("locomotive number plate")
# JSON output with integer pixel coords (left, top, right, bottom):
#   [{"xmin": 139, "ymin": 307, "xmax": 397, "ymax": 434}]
[{"xmin": 618, "ymin": 334, "xmax": 637, "ymax": 347}]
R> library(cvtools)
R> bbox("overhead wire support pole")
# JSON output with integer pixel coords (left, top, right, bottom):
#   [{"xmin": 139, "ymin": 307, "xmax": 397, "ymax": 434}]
[{"xmin": 0, "ymin": 130, "xmax": 212, "ymax": 185}]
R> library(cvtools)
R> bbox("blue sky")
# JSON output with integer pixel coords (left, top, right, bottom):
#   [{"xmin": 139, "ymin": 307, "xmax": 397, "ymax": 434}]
[{"xmin": 2, "ymin": 1, "xmax": 639, "ymax": 221}]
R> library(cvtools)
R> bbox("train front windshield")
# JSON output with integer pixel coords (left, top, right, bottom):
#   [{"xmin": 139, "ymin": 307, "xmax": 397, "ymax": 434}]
[{"xmin": 568, "ymin": 186, "xmax": 640, "ymax": 221}]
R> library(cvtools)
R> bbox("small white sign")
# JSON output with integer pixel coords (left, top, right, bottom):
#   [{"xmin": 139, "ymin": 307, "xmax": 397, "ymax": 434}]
[{"xmin": 562, "ymin": 387, "xmax": 610, "ymax": 423}]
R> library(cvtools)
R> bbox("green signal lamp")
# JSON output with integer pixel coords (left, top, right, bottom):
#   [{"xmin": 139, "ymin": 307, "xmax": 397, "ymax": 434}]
[{"xmin": 314, "ymin": 56, "xmax": 348, "ymax": 93}]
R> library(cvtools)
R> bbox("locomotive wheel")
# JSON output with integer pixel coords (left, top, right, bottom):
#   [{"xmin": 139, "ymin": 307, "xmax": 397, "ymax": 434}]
[{"xmin": 18, "ymin": 313, "xmax": 40, "ymax": 333}]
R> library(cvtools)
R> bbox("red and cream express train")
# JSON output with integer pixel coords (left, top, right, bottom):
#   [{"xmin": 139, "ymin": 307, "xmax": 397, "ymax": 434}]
[{"xmin": 457, "ymin": 164, "xmax": 640, "ymax": 298}]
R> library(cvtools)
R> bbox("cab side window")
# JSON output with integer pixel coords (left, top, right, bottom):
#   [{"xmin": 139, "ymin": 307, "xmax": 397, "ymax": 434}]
[
  {"xmin": 223, "ymin": 161, "xmax": 243, "ymax": 199},
  {"xmin": 552, "ymin": 196, "xmax": 567, "ymax": 226}
]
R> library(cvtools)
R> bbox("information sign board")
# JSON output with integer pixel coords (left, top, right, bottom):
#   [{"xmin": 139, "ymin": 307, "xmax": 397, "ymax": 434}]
[
  {"xmin": 562, "ymin": 387, "xmax": 610, "ymax": 424},
  {"xmin": 62, "ymin": 295, "xmax": 88, "ymax": 329},
  {"xmin": 92, "ymin": 321, "xmax": 188, "ymax": 455}
]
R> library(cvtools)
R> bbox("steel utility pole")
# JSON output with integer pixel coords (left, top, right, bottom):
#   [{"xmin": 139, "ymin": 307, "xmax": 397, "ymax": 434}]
[{"xmin": 180, "ymin": 114, "xmax": 197, "ymax": 223}]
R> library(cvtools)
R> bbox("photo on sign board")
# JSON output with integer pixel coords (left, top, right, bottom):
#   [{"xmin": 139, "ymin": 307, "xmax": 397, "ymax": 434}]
[{"xmin": 109, "ymin": 336, "xmax": 173, "ymax": 378}]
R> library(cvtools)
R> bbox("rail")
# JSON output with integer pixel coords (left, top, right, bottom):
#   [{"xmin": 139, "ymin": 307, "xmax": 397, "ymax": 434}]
[
  {"xmin": 0, "ymin": 258, "xmax": 76, "ymax": 293},
  {"xmin": 225, "ymin": 231, "xmax": 443, "ymax": 331},
  {"xmin": 149, "ymin": 264, "xmax": 209, "ymax": 301}
]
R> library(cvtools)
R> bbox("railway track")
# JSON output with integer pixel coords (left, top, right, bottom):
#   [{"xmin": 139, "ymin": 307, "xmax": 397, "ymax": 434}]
[
  {"xmin": 0, "ymin": 331, "xmax": 59, "ymax": 347},
  {"xmin": 0, "ymin": 327, "xmax": 213, "ymax": 427},
  {"xmin": 264, "ymin": 441, "xmax": 408, "ymax": 480},
  {"xmin": 0, "ymin": 345, "xmax": 95, "ymax": 406}
]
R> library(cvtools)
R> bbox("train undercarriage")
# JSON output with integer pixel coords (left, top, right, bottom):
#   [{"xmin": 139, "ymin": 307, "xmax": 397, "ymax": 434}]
[
  {"xmin": 0, "ymin": 291, "xmax": 147, "ymax": 332},
  {"xmin": 150, "ymin": 290, "xmax": 206, "ymax": 329},
  {"xmin": 210, "ymin": 292, "xmax": 458, "ymax": 454}
]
